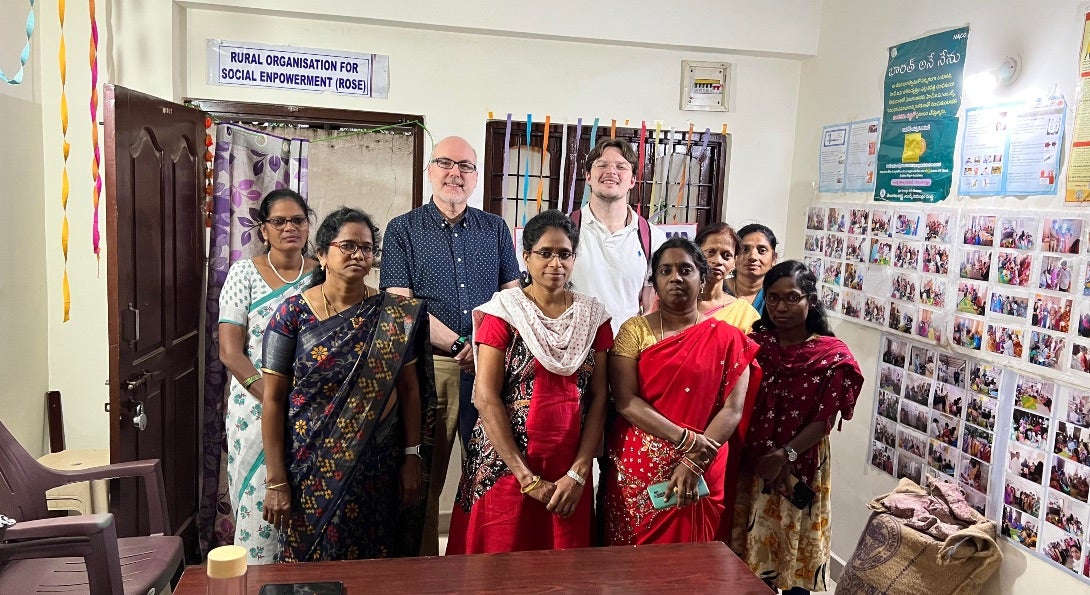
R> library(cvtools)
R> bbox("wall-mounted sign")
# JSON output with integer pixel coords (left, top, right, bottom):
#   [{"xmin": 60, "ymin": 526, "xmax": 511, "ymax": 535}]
[{"xmin": 207, "ymin": 39, "xmax": 389, "ymax": 98}]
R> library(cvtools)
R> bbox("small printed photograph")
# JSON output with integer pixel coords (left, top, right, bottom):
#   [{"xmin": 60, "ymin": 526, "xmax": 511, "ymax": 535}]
[
  {"xmin": 918, "ymin": 277, "xmax": 947, "ymax": 308},
  {"xmin": 929, "ymin": 411, "xmax": 960, "ymax": 448},
  {"xmin": 984, "ymin": 323, "xmax": 1024, "ymax": 359},
  {"xmin": 1050, "ymin": 456, "xmax": 1090, "ymax": 503},
  {"xmin": 1056, "ymin": 421, "xmax": 1090, "ymax": 467},
  {"xmin": 958, "ymin": 452, "xmax": 990, "ymax": 493},
  {"xmin": 863, "ymin": 296, "xmax": 888, "ymax": 326},
  {"xmin": 969, "ymin": 361, "xmax": 1003, "ymax": 398},
  {"xmin": 962, "ymin": 214, "xmax": 997, "ymax": 246},
  {"xmin": 870, "ymin": 238, "xmax": 893, "ymax": 265},
  {"xmin": 887, "ymin": 302, "xmax": 916, "ymax": 335},
  {"xmin": 929, "ymin": 439, "xmax": 958, "ymax": 476},
  {"xmin": 1078, "ymin": 302, "xmax": 1090, "ymax": 338},
  {"xmin": 898, "ymin": 427, "xmax": 928, "ymax": 458},
  {"xmin": 937, "ymin": 353, "xmax": 967, "ymax": 388},
  {"xmin": 921, "ymin": 243, "xmax": 950, "ymax": 275},
  {"xmin": 822, "ymin": 260, "xmax": 844, "ymax": 286},
  {"xmin": 1015, "ymin": 375, "xmax": 1056, "ymax": 415},
  {"xmin": 1007, "ymin": 440, "xmax": 1047, "ymax": 483},
  {"xmin": 1041, "ymin": 522, "xmax": 1084, "ymax": 572},
  {"xmin": 820, "ymin": 285, "xmax": 840, "ymax": 312},
  {"xmin": 963, "ymin": 486, "xmax": 988, "ymax": 516},
  {"xmin": 1069, "ymin": 392, "xmax": 1090, "ymax": 427},
  {"xmin": 824, "ymin": 233, "xmax": 846, "ymax": 259},
  {"xmin": 966, "ymin": 392, "xmax": 998, "ymax": 431},
  {"xmin": 897, "ymin": 452, "xmax": 925, "ymax": 485},
  {"xmin": 892, "ymin": 241, "xmax": 920, "ymax": 270},
  {"xmin": 876, "ymin": 389, "xmax": 900, "ymax": 421},
  {"xmin": 995, "ymin": 251, "xmax": 1033, "ymax": 287},
  {"xmin": 1002, "ymin": 506, "xmax": 1039, "ymax": 548},
  {"xmin": 843, "ymin": 262, "xmax": 866, "ymax": 291},
  {"xmin": 904, "ymin": 372, "xmax": 934, "ymax": 406},
  {"xmin": 1028, "ymin": 330, "xmax": 1066, "ymax": 370},
  {"xmin": 1005, "ymin": 474, "xmax": 1043, "ymax": 516},
  {"xmin": 881, "ymin": 337, "xmax": 908, "ymax": 368},
  {"xmin": 956, "ymin": 280, "xmax": 988, "ymax": 316},
  {"xmin": 1073, "ymin": 343, "xmax": 1090, "ymax": 375},
  {"xmin": 827, "ymin": 207, "xmax": 847, "ymax": 233},
  {"xmin": 899, "ymin": 399, "xmax": 930, "ymax": 434},
  {"xmin": 889, "ymin": 272, "xmax": 917, "ymax": 302},
  {"xmin": 952, "ymin": 315, "xmax": 984, "ymax": 351},
  {"xmin": 804, "ymin": 256, "xmax": 824, "ymax": 280},
  {"xmin": 874, "ymin": 416, "xmax": 898, "ymax": 448},
  {"xmin": 924, "ymin": 211, "xmax": 953, "ymax": 243},
  {"xmin": 998, "ymin": 216, "xmax": 1038, "ymax": 250},
  {"xmin": 805, "ymin": 206, "xmax": 827, "ymax": 231},
  {"xmin": 1038, "ymin": 255, "xmax": 1074, "ymax": 293},
  {"xmin": 933, "ymin": 383, "xmax": 963, "ymax": 417},
  {"xmin": 959, "ymin": 248, "xmax": 993, "ymax": 282},
  {"xmin": 961, "ymin": 423, "xmax": 992, "ymax": 463},
  {"xmin": 870, "ymin": 208, "xmax": 893, "ymax": 237},
  {"xmin": 1030, "ymin": 293, "xmax": 1073, "ymax": 333},
  {"xmin": 908, "ymin": 345, "xmax": 935, "ymax": 378},
  {"xmin": 880, "ymin": 363, "xmax": 905, "ymax": 394},
  {"xmin": 1011, "ymin": 408, "xmax": 1051, "ymax": 451},
  {"xmin": 923, "ymin": 468, "xmax": 956, "ymax": 491},
  {"xmin": 848, "ymin": 208, "xmax": 870, "ymax": 235},
  {"xmin": 988, "ymin": 289, "xmax": 1029, "ymax": 319},
  {"xmin": 845, "ymin": 236, "xmax": 868, "ymax": 263},
  {"xmin": 915, "ymin": 308, "xmax": 943, "ymax": 343},
  {"xmin": 841, "ymin": 289, "xmax": 863, "ymax": 318},
  {"xmin": 804, "ymin": 233, "xmax": 825, "ymax": 253},
  {"xmin": 895, "ymin": 210, "xmax": 922, "ymax": 238},
  {"xmin": 1083, "ymin": 262, "xmax": 1090, "ymax": 297},
  {"xmin": 1044, "ymin": 492, "xmax": 1087, "ymax": 540},
  {"xmin": 1041, "ymin": 217, "xmax": 1083, "ymax": 254},
  {"xmin": 870, "ymin": 441, "xmax": 895, "ymax": 475}
]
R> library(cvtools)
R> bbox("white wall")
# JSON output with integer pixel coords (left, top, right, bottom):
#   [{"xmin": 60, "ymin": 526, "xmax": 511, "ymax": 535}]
[{"xmin": 789, "ymin": 0, "xmax": 1090, "ymax": 591}]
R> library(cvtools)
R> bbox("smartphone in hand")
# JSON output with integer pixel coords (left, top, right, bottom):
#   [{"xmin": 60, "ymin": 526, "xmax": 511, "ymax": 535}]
[
  {"xmin": 647, "ymin": 476, "xmax": 710, "ymax": 509},
  {"xmin": 785, "ymin": 474, "xmax": 816, "ymax": 510}
]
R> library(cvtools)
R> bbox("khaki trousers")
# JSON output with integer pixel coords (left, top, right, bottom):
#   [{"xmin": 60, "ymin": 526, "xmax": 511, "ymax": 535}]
[{"xmin": 419, "ymin": 355, "xmax": 462, "ymax": 556}]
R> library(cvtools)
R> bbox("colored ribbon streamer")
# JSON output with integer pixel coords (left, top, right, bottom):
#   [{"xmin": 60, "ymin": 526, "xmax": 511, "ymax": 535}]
[
  {"xmin": 580, "ymin": 118, "xmax": 600, "ymax": 207},
  {"xmin": 0, "ymin": 0, "xmax": 36, "ymax": 85},
  {"xmin": 59, "ymin": 0, "xmax": 70, "ymax": 321},
  {"xmin": 651, "ymin": 127, "xmax": 675, "ymax": 223},
  {"xmin": 90, "ymin": 0, "xmax": 101, "ymax": 266},
  {"xmin": 672, "ymin": 123, "xmax": 695, "ymax": 223},
  {"xmin": 635, "ymin": 121, "xmax": 647, "ymax": 217},
  {"xmin": 567, "ymin": 117, "xmax": 582, "ymax": 214},
  {"xmin": 521, "ymin": 114, "xmax": 532, "ymax": 225},
  {"xmin": 535, "ymin": 115, "xmax": 550, "ymax": 213},
  {"xmin": 501, "ymin": 114, "xmax": 512, "ymax": 220},
  {"xmin": 647, "ymin": 122, "xmax": 661, "ymax": 220},
  {"xmin": 610, "ymin": 119, "xmax": 617, "ymax": 139}
]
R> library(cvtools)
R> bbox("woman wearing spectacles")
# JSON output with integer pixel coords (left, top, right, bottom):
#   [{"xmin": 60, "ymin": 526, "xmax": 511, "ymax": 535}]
[
  {"xmin": 446, "ymin": 210, "xmax": 612, "ymax": 554},
  {"xmin": 603, "ymin": 237, "xmax": 760, "ymax": 546},
  {"xmin": 260, "ymin": 207, "xmax": 436, "ymax": 561},
  {"xmin": 730, "ymin": 261, "xmax": 863, "ymax": 594},
  {"xmin": 217, "ymin": 188, "xmax": 317, "ymax": 564}
]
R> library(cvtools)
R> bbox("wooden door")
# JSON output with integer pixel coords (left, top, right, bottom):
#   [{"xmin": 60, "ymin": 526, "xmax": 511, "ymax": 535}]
[{"xmin": 103, "ymin": 85, "xmax": 203, "ymax": 556}]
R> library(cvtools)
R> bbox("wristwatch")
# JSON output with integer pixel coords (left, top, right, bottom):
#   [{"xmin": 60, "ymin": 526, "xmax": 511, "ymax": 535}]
[
  {"xmin": 404, "ymin": 445, "xmax": 422, "ymax": 458},
  {"xmin": 450, "ymin": 336, "xmax": 468, "ymax": 355},
  {"xmin": 783, "ymin": 445, "xmax": 799, "ymax": 462}
]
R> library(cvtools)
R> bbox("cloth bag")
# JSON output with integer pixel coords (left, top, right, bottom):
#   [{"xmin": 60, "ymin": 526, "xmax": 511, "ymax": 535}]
[{"xmin": 837, "ymin": 478, "xmax": 1002, "ymax": 595}]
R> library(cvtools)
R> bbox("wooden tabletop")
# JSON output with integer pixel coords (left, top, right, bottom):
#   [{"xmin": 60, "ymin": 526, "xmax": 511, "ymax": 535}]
[{"xmin": 174, "ymin": 542, "xmax": 773, "ymax": 594}]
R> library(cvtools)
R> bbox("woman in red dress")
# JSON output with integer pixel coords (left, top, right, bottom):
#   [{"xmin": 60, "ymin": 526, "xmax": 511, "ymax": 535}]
[{"xmin": 446, "ymin": 210, "xmax": 612, "ymax": 553}]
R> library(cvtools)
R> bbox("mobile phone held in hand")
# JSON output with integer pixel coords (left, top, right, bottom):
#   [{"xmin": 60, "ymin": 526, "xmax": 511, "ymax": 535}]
[
  {"xmin": 647, "ymin": 476, "xmax": 710, "ymax": 509},
  {"xmin": 258, "ymin": 582, "xmax": 345, "ymax": 595},
  {"xmin": 786, "ymin": 475, "xmax": 816, "ymax": 510}
]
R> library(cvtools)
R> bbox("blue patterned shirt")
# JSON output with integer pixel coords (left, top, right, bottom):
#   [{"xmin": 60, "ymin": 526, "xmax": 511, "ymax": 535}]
[{"xmin": 380, "ymin": 201, "xmax": 521, "ymax": 337}]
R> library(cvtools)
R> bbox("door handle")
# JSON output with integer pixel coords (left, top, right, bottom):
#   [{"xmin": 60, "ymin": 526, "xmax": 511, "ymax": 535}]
[
  {"xmin": 122, "ymin": 302, "xmax": 141, "ymax": 349},
  {"xmin": 125, "ymin": 372, "xmax": 149, "ymax": 392}
]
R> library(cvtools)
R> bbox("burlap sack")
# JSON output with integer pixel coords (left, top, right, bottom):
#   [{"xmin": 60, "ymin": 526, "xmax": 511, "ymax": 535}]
[{"xmin": 837, "ymin": 478, "xmax": 1002, "ymax": 595}]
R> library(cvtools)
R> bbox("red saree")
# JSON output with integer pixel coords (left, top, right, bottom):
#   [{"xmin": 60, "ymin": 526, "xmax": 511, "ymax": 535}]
[{"xmin": 604, "ymin": 318, "xmax": 760, "ymax": 545}]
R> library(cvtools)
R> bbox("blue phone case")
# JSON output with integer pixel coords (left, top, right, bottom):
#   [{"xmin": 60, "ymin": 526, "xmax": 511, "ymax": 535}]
[{"xmin": 647, "ymin": 476, "xmax": 710, "ymax": 509}]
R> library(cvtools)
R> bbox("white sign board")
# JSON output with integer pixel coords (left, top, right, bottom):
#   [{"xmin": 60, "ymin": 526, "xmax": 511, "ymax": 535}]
[{"xmin": 207, "ymin": 39, "xmax": 389, "ymax": 98}]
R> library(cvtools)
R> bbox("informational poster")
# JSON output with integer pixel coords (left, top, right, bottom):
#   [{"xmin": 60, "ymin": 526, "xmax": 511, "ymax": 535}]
[
  {"xmin": 845, "ymin": 119, "xmax": 881, "ymax": 192},
  {"xmin": 875, "ymin": 27, "xmax": 969, "ymax": 203},
  {"xmin": 207, "ymin": 39, "xmax": 390, "ymax": 98},
  {"xmin": 1066, "ymin": 12, "xmax": 1090, "ymax": 203},
  {"xmin": 959, "ymin": 99, "xmax": 1066, "ymax": 196},
  {"xmin": 819, "ymin": 123, "xmax": 849, "ymax": 192}
]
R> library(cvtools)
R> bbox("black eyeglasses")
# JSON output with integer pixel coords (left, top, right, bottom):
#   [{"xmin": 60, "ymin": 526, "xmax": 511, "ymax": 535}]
[
  {"xmin": 265, "ymin": 216, "xmax": 309, "ymax": 230},
  {"xmin": 329, "ymin": 240, "xmax": 379, "ymax": 257},
  {"xmin": 431, "ymin": 158, "xmax": 478, "ymax": 173},
  {"xmin": 530, "ymin": 249, "xmax": 575, "ymax": 261},
  {"xmin": 765, "ymin": 293, "xmax": 807, "ymax": 306}
]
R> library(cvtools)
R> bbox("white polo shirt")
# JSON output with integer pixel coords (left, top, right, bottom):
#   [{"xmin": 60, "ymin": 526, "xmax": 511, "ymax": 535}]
[{"xmin": 570, "ymin": 204, "xmax": 667, "ymax": 336}]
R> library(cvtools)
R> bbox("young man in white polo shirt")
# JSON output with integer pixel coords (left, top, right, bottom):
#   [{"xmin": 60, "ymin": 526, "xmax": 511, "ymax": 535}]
[{"xmin": 570, "ymin": 138, "xmax": 667, "ymax": 335}]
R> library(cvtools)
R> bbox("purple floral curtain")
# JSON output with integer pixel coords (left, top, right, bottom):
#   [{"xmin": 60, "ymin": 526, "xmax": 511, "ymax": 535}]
[{"xmin": 198, "ymin": 124, "xmax": 308, "ymax": 553}]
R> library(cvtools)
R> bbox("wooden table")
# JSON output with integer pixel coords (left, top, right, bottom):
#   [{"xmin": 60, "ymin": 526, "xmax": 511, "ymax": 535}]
[{"xmin": 174, "ymin": 542, "xmax": 772, "ymax": 594}]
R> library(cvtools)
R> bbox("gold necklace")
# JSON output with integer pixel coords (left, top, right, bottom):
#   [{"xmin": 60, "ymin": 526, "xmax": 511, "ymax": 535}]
[
  {"xmin": 321, "ymin": 284, "xmax": 338, "ymax": 318},
  {"xmin": 658, "ymin": 311, "xmax": 699, "ymax": 341},
  {"xmin": 528, "ymin": 286, "xmax": 571, "ymax": 314}
]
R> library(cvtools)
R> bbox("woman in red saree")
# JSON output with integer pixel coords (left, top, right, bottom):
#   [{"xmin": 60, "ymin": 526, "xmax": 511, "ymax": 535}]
[{"xmin": 604, "ymin": 237, "xmax": 760, "ymax": 545}]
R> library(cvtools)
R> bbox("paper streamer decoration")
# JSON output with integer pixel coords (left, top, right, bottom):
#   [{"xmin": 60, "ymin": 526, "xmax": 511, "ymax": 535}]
[
  {"xmin": 535, "ymin": 115, "xmax": 551, "ymax": 213},
  {"xmin": 566, "ymin": 117, "xmax": 582, "ymax": 214},
  {"xmin": 89, "ymin": 0, "xmax": 101, "ymax": 265},
  {"xmin": 647, "ymin": 122, "xmax": 661, "ymax": 220},
  {"xmin": 610, "ymin": 119, "xmax": 617, "ymax": 139},
  {"xmin": 671, "ymin": 123, "xmax": 696, "ymax": 223},
  {"xmin": 59, "ymin": 0, "xmax": 70, "ymax": 321},
  {"xmin": 0, "ymin": 0, "xmax": 36, "ymax": 85},
  {"xmin": 580, "ymin": 118, "xmax": 600, "ymax": 207},
  {"xmin": 501, "ymin": 114, "xmax": 512, "ymax": 219},
  {"xmin": 521, "ymin": 114, "xmax": 532, "ymax": 225},
  {"xmin": 635, "ymin": 121, "xmax": 647, "ymax": 217},
  {"xmin": 650, "ymin": 127, "xmax": 675, "ymax": 222}
]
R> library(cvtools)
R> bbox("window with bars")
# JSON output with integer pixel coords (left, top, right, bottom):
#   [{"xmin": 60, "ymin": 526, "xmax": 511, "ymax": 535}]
[{"xmin": 483, "ymin": 120, "xmax": 730, "ymax": 231}]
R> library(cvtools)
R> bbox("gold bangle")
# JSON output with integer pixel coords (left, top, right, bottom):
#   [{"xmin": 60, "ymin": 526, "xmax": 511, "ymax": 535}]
[
  {"xmin": 520, "ymin": 475, "xmax": 542, "ymax": 494},
  {"xmin": 242, "ymin": 373, "xmax": 261, "ymax": 389},
  {"xmin": 266, "ymin": 482, "xmax": 289, "ymax": 491}
]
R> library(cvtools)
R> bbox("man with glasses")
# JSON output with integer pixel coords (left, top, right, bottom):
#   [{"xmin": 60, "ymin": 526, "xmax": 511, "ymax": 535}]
[
  {"xmin": 570, "ymin": 138, "xmax": 666, "ymax": 336},
  {"xmin": 381, "ymin": 135, "xmax": 521, "ymax": 556}
]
